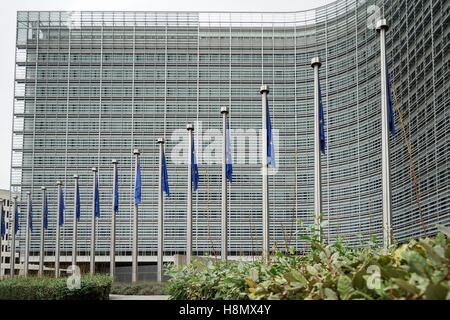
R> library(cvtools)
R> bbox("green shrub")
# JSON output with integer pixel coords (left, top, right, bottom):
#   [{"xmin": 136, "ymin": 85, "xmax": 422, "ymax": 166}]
[
  {"xmin": 167, "ymin": 225, "xmax": 450, "ymax": 300},
  {"xmin": 0, "ymin": 275, "xmax": 112, "ymax": 300},
  {"xmin": 111, "ymin": 281, "xmax": 167, "ymax": 295}
]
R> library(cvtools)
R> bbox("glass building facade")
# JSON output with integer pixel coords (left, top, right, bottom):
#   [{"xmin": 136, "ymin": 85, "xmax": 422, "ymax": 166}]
[{"xmin": 10, "ymin": 0, "xmax": 450, "ymax": 261}]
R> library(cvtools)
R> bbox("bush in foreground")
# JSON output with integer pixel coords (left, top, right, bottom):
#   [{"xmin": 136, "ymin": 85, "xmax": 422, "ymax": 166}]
[
  {"xmin": 0, "ymin": 275, "xmax": 112, "ymax": 300},
  {"xmin": 167, "ymin": 225, "xmax": 450, "ymax": 300},
  {"xmin": 111, "ymin": 281, "xmax": 166, "ymax": 295}
]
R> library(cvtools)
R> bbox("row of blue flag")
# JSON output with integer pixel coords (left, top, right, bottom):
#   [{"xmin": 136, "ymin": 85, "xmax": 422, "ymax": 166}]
[
  {"xmin": 3, "ymin": 152, "xmax": 171, "ymax": 236},
  {"xmin": 1, "ymin": 69, "xmax": 396, "ymax": 237}
]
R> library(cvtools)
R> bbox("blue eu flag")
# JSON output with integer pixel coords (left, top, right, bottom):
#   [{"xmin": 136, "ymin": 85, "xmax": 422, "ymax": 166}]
[
  {"xmin": 114, "ymin": 165, "xmax": 119, "ymax": 213},
  {"xmin": 192, "ymin": 136, "xmax": 199, "ymax": 191},
  {"xmin": 76, "ymin": 181, "xmax": 81, "ymax": 221},
  {"xmin": 94, "ymin": 174, "xmax": 100, "ymax": 218},
  {"xmin": 1, "ymin": 206, "xmax": 5, "ymax": 237},
  {"xmin": 134, "ymin": 158, "xmax": 141, "ymax": 204},
  {"xmin": 387, "ymin": 67, "xmax": 396, "ymax": 136},
  {"xmin": 162, "ymin": 152, "xmax": 170, "ymax": 197},
  {"xmin": 43, "ymin": 192, "xmax": 48, "ymax": 230},
  {"xmin": 319, "ymin": 84, "xmax": 326, "ymax": 154},
  {"xmin": 267, "ymin": 97, "xmax": 276, "ymax": 167},
  {"xmin": 28, "ymin": 198, "xmax": 33, "ymax": 232},
  {"xmin": 226, "ymin": 117, "xmax": 233, "ymax": 182},
  {"xmin": 59, "ymin": 189, "xmax": 65, "ymax": 226},
  {"xmin": 14, "ymin": 205, "xmax": 19, "ymax": 235}
]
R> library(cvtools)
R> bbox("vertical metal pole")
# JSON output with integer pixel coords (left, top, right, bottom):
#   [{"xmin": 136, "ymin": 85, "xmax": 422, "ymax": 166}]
[
  {"xmin": 39, "ymin": 187, "xmax": 45, "ymax": 276},
  {"xmin": 311, "ymin": 58, "xmax": 322, "ymax": 241},
  {"xmin": 220, "ymin": 107, "xmax": 229, "ymax": 261},
  {"xmin": 10, "ymin": 195, "xmax": 17, "ymax": 277},
  {"xmin": 186, "ymin": 124, "xmax": 193, "ymax": 264},
  {"xmin": 111, "ymin": 159, "xmax": 118, "ymax": 279},
  {"xmin": 132, "ymin": 149, "xmax": 140, "ymax": 283},
  {"xmin": 90, "ymin": 167, "xmax": 97, "ymax": 275},
  {"xmin": 260, "ymin": 85, "xmax": 270, "ymax": 264},
  {"xmin": 24, "ymin": 191, "xmax": 31, "ymax": 276},
  {"xmin": 157, "ymin": 139, "xmax": 164, "ymax": 282},
  {"xmin": 55, "ymin": 180, "xmax": 62, "ymax": 278},
  {"xmin": 72, "ymin": 175, "xmax": 78, "ymax": 267},
  {"xmin": 377, "ymin": 19, "xmax": 392, "ymax": 249}
]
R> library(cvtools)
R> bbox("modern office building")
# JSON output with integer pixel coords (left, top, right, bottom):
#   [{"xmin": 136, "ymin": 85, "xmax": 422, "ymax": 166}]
[
  {"xmin": 10, "ymin": 0, "xmax": 449, "ymax": 264},
  {"xmin": 0, "ymin": 189, "xmax": 19, "ymax": 275}
]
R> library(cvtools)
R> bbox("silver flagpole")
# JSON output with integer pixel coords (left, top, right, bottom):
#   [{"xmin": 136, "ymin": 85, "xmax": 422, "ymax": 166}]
[
  {"xmin": 10, "ymin": 195, "xmax": 17, "ymax": 277},
  {"xmin": 260, "ymin": 85, "xmax": 270, "ymax": 264},
  {"xmin": 24, "ymin": 191, "xmax": 31, "ymax": 276},
  {"xmin": 311, "ymin": 57, "xmax": 322, "ymax": 241},
  {"xmin": 111, "ymin": 159, "xmax": 118, "ymax": 279},
  {"xmin": 132, "ymin": 149, "xmax": 140, "ymax": 283},
  {"xmin": 377, "ymin": 19, "xmax": 392, "ymax": 249},
  {"xmin": 55, "ymin": 180, "xmax": 62, "ymax": 278},
  {"xmin": 90, "ymin": 167, "xmax": 97, "ymax": 275},
  {"xmin": 72, "ymin": 175, "xmax": 79, "ymax": 267},
  {"xmin": 157, "ymin": 139, "xmax": 164, "ymax": 282},
  {"xmin": 186, "ymin": 124, "xmax": 193, "ymax": 264},
  {"xmin": 39, "ymin": 187, "xmax": 46, "ymax": 276},
  {"xmin": 220, "ymin": 107, "xmax": 229, "ymax": 261}
]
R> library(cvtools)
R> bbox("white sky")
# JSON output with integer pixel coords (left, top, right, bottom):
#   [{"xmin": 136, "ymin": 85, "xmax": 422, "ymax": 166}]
[{"xmin": 0, "ymin": 0, "xmax": 334, "ymax": 190}]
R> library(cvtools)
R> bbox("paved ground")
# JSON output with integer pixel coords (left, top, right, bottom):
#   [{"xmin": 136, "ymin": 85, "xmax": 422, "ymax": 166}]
[{"xmin": 109, "ymin": 294, "xmax": 170, "ymax": 300}]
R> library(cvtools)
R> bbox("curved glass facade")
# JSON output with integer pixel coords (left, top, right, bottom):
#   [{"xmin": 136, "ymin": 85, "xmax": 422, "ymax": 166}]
[{"xmin": 11, "ymin": 0, "xmax": 450, "ymax": 261}]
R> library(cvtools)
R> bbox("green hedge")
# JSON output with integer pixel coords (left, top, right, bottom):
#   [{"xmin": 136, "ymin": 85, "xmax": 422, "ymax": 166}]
[
  {"xmin": 0, "ymin": 275, "xmax": 112, "ymax": 300},
  {"xmin": 167, "ymin": 225, "xmax": 450, "ymax": 300},
  {"xmin": 111, "ymin": 281, "xmax": 167, "ymax": 295}
]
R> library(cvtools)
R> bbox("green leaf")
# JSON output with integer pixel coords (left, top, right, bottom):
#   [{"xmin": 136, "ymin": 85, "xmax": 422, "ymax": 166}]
[
  {"xmin": 424, "ymin": 283, "xmax": 448, "ymax": 300},
  {"xmin": 320, "ymin": 219, "xmax": 329, "ymax": 228},
  {"xmin": 436, "ymin": 225, "xmax": 450, "ymax": 238},
  {"xmin": 432, "ymin": 245, "xmax": 446, "ymax": 259},
  {"xmin": 306, "ymin": 265, "xmax": 318, "ymax": 276},
  {"xmin": 352, "ymin": 269, "xmax": 367, "ymax": 290},
  {"xmin": 419, "ymin": 239, "xmax": 445, "ymax": 264},
  {"xmin": 300, "ymin": 235, "xmax": 312, "ymax": 242},
  {"xmin": 401, "ymin": 251, "xmax": 427, "ymax": 275},
  {"xmin": 324, "ymin": 288, "xmax": 338, "ymax": 300},
  {"xmin": 393, "ymin": 279, "xmax": 420, "ymax": 295},
  {"xmin": 352, "ymin": 289, "xmax": 375, "ymax": 300},
  {"xmin": 286, "ymin": 270, "xmax": 308, "ymax": 286},
  {"xmin": 337, "ymin": 275, "xmax": 353, "ymax": 299},
  {"xmin": 381, "ymin": 265, "xmax": 408, "ymax": 279},
  {"xmin": 245, "ymin": 278, "xmax": 257, "ymax": 288},
  {"xmin": 445, "ymin": 245, "xmax": 450, "ymax": 260}
]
